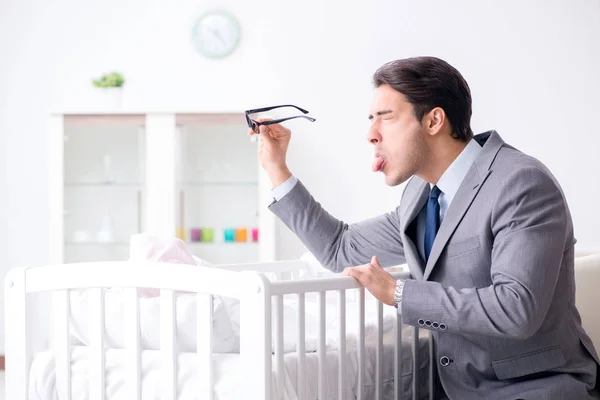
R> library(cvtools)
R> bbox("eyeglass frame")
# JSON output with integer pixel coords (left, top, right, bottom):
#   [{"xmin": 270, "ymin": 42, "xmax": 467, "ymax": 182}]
[{"xmin": 245, "ymin": 104, "xmax": 316, "ymax": 133}]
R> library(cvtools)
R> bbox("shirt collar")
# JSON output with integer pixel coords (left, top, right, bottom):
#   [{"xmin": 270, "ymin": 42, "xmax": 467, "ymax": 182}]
[{"xmin": 431, "ymin": 138, "xmax": 482, "ymax": 200}]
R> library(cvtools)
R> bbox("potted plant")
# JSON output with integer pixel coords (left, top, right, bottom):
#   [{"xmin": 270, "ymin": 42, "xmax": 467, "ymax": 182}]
[{"xmin": 92, "ymin": 72, "xmax": 125, "ymax": 108}]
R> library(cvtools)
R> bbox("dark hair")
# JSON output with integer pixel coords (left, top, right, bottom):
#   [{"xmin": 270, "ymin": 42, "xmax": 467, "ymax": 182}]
[{"xmin": 373, "ymin": 56, "xmax": 473, "ymax": 141}]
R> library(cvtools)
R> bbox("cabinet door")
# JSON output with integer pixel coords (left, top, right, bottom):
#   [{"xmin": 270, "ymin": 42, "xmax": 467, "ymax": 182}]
[
  {"xmin": 174, "ymin": 114, "xmax": 267, "ymax": 264},
  {"xmin": 51, "ymin": 114, "xmax": 146, "ymax": 263}
]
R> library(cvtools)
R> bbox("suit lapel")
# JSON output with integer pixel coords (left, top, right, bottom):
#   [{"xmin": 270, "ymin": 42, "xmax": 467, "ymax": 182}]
[
  {"xmin": 423, "ymin": 166, "xmax": 491, "ymax": 280},
  {"xmin": 422, "ymin": 130, "xmax": 505, "ymax": 281},
  {"xmin": 400, "ymin": 180, "xmax": 429, "ymax": 280}
]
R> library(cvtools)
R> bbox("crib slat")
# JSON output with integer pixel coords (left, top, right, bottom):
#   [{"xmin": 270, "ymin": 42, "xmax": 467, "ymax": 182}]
[
  {"xmin": 274, "ymin": 295, "xmax": 285, "ymax": 398},
  {"xmin": 197, "ymin": 293, "xmax": 214, "ymax": 400},
  {"xmin": 296, "ymin": 293, "xmax": 306, "ymax": 400},
  {"xmin": 428, "ymin": 334, "xmax": 434, "ymax": 400},
  {"xmin": 161, "ymin": 289, "xmax": 177, "ymax": 400},
  {"xmin": 337, "ymin": 289, "xmax": 346, "ymax": 400},
  {"xmin": 412, "ymin": 326, "xmax": 420, "ymax": 400},
  {"xmin": 125, "ymin": 288, "xmax": 141, "ymax": 400},
  {"xmin": 89, "ymin": 288, "xmax": 105, "ymax": 400},
  {"xmin": 395, "ymin": 313, "xmax": 404, "ymax": 400},
  {"xmin": 239, "ymin": 276, "xmax": 271, "ymax": 400},
  {"xmin": 53, "ymin": 290, "xmax": 71, "ymax": 400},
  {"xmin": 357, "ymin": 288, "xmax": 365, "ymax": 400},
  {"xmin": 318, "ymin": 291, "xmax": 326, "ymax": 400},
  {"xmin": 376, "ymin": 300, "xmax": 384, "ymax": 400}
]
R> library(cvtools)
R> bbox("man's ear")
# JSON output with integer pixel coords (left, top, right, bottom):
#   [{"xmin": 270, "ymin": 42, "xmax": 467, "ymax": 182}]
[{"xmin": 425, "ymin": 107, "xmax": 446, "ymax": 136}]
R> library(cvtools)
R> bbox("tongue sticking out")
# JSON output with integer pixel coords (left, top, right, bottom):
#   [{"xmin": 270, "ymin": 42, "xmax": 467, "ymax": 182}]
[{"xmin": 372, "ymin": 156, "xmax": 385, "ymax": 172}]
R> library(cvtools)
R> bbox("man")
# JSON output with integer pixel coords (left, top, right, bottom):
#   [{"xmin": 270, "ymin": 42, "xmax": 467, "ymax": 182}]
[{"xmin": 249, "ymin": 56, "xmax": 600, "ymax": 399}]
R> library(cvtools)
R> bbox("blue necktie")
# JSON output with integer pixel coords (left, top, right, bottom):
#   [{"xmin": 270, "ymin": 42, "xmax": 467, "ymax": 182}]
[{"xmin": 424, "ymin": 185, "xmax": 442, "ymax": 262}]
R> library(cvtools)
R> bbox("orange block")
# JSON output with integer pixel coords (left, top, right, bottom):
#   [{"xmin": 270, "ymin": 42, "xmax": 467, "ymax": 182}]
[{"xmin": 235, "ymin": 228, "xmax": 248, "ymax": 242}]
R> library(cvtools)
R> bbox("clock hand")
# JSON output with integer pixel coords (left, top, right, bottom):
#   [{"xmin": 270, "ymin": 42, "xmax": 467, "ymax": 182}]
[{"xmin": 211, "ymin": 29, "xmax": 226, "ymax": 46}]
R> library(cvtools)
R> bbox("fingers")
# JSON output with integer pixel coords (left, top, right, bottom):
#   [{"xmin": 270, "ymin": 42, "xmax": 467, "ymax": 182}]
[
  {"xmin": 341, "ymin": 266, "xmax": 367, "ymax": 284},
  {"xmin": 247, "ymin": 117, "xmax": 272, "ymax": 137},
  {"xmin": 256, "ymin": 118, "xmax": 290, "ymax": 138},
  {"xmin": 371, "ymin": 255, "xmax": 382, "ymax": 269},
  {"xmin": 247, "ymin": 116, "xmax": 290, "ymax": 140},
  {"xmin": 258, "ymin": 125, "xmax": 274, "ymax": 142},
  {"xmin": 340, "ymin": 258, "xmax": 396, "ymax": 306}
]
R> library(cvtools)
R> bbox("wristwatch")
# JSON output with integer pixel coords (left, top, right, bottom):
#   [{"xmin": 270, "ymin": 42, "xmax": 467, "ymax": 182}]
[{"xmin": 394, "ymin": 280, "xmax": 405, "ymax": 308}]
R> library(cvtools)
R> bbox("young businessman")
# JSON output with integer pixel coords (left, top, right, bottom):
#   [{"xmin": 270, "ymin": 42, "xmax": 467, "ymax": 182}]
[{"xmin": 248, "ymin": 56, "xmax": 600, "ymax": 399}]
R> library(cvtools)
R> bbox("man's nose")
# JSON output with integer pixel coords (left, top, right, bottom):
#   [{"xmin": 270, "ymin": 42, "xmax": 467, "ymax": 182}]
[{"xmin": 367, "ymin": 126, "xmax": 380, "ymax": 144}]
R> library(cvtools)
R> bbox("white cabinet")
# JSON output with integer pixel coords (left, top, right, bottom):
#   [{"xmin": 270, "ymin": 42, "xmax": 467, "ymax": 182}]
[{"xmin": 48, "ymin": 112, "xmax": 276, "ymax": 266}]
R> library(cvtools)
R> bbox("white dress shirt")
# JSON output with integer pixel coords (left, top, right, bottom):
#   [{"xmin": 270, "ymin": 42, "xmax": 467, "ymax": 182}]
[
  {"xmin": 432, "ymin": 138, "xmax": 482, "ymax": 222},
  {"xmin": 271, "ymin": 174, "xmax": 299, "ymax": 201}
]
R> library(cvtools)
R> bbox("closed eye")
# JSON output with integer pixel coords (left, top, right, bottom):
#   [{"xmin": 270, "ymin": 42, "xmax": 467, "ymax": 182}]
[{"xmin": 368, "ymin": 109, "xmax": 393, "ymax": 121}]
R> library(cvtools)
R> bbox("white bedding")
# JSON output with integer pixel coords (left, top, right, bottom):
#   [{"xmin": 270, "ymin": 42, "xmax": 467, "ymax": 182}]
[
  {"xmin": 68, "ymin": 288, "xmax": 407, "ymax": 355},
  {"xmin": 29, "ymin": 334, "xmax": 431, "ymax": 400}
]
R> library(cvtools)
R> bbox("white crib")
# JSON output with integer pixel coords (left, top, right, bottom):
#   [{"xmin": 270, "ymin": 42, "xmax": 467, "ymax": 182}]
[{"xmin": 4, "ymin": 259, "xmax": 435, "ymax": 399}]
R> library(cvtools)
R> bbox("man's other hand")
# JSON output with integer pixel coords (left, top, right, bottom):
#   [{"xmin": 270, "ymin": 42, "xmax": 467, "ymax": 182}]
[{"xmin": 341, "ymin": 256, "xmax": 397, "ymax": 306}]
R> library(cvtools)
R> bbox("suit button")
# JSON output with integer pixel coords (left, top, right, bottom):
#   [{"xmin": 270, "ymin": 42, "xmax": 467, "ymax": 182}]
[
  {"xmin": 432, "ymin": 322, "xmax": 439, "ymax": 329},
  {"xmin": 440, "ymin": 356, "xmax": 453, "ymax": 367},
  {"xmin": 418, "ymin": 319, "xmax": 425, "ymax": 326},
  {"xmin": 439, "ymin": 323, "xmax": 447, "ymax": 331},
  {"xmin": 425, "ymin": 320, "xmax": 432, "ymax": 327}
]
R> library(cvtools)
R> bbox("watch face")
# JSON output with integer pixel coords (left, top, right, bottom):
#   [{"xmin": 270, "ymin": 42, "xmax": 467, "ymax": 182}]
[{"xmin": 192, "ymin": 10, "xmax": 241, "ymax": 59}]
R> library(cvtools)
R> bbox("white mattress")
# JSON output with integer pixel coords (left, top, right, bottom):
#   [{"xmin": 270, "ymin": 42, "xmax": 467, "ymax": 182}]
[{"xmin": 29, "ymin": 336, "xmax": 430, "ymax": 400}]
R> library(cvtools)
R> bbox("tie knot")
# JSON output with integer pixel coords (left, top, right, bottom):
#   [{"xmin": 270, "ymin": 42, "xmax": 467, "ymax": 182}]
[{"xmin": 430, "ymin": 185, "xmax": 441, "ymax": 200}]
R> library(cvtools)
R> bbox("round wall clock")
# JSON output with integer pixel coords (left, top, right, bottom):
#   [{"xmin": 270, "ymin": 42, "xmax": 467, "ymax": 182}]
[{"xmin": 192, "ymin": 9, "xmax": 241, "ymax": 59}]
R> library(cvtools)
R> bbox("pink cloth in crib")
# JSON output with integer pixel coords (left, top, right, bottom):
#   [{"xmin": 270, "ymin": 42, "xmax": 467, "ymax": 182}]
[{"xmin": 128, "ymin": 234, "xmax": 197, "ymax": 297}]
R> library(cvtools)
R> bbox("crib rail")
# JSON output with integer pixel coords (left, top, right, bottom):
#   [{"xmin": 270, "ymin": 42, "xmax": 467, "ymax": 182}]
[
  {"xmin": 5, "ymin": 261, "xmax": 434, "ymax": 400},
  {"xmin": 18, "ymin": 261, "xmax": 254, "ymax": 297}
]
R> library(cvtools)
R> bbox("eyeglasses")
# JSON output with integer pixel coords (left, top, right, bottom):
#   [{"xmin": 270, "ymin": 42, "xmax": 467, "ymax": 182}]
[{"xmin": 245, "ymin": 104, "xmax": 316, "ymax": 133}]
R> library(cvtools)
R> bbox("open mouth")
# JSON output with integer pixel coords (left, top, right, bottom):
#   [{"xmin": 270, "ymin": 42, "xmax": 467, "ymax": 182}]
[{"xmin": 372, "ymin": 155, "xmax": 386, "ymax": 172}]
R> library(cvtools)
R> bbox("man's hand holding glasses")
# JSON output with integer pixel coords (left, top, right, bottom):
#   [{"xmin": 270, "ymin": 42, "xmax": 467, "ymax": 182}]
[{"xmin": 245, "ymin": 104, "xmax": 315, "ymax": 188}]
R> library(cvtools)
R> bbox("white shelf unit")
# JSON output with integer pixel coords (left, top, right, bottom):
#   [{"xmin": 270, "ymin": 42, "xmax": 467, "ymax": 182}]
[{"xmin": 48, "ymin": 112, "xmax": 276, "ymax": 266}]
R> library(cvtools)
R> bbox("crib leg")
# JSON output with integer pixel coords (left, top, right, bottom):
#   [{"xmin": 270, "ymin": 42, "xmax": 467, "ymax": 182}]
[{"xmin": 5, "ymin": 268, "xmax": 29, "ymax": 400}]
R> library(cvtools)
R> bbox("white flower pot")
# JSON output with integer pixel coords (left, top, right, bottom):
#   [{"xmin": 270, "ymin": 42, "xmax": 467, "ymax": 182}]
[{"xmin": 95, "ymin": 87, "xmax": 123, "ymax": 109}]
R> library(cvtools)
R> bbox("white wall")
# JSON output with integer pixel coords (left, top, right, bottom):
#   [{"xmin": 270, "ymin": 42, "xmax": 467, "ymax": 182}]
[{"xmin": 1, "ymin": 0, "xmax": 599, "ymax": 353}]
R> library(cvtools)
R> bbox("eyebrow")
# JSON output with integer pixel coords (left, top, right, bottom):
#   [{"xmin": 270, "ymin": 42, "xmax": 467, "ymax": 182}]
[{"xmin": 368, "ymin": 109, "xmax": 393, "ymax": 120}]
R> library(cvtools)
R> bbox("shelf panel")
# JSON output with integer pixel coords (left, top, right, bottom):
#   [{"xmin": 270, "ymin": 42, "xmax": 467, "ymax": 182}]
[
  {"xmin": 65, "ymin": 241, "xmax": 130, "ymax": 246},
  {"xmin": 176, "ymin": 113, "xmax": 243, "ymax": 126},
  {"xmin": 63, "ymin": 114, "xmax": 146, "ymax": 127},
  {"xmin": 64, "ymin": 182, "xmax": 143, "ymax": 188},
  {"xmin": 177, "ymin": 181, "xmax": 258, "ymax": 187}
]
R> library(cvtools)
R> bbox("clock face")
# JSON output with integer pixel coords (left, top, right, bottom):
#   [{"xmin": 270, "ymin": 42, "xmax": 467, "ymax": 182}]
[{"xmin": 192, "ymin": 10, "xmax": 241, "ymax": 59}]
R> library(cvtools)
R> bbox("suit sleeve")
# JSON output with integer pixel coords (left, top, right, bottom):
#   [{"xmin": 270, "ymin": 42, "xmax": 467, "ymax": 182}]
[
  {"xmin": 268, "ymin": 180, "xmax": 406, "ymax": 273},
  {"xmin": 400, "ymin": 166, "xmax": 569, "ymax": 339}
]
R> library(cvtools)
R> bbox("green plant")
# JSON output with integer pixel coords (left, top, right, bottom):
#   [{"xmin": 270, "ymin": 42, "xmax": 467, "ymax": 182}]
[{"xmin": 92, "ymin": 72, "xmax": 125, "ymax": 88}]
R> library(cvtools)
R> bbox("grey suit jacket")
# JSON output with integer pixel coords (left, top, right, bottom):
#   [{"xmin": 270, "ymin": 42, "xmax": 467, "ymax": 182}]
[{"xmin": 269, "ymin": 131, "xmax": 600, "ymax": 399}]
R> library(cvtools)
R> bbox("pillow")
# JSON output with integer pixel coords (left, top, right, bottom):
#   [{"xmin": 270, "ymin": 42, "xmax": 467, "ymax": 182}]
[
  {"xmin": 128, "ymin": 233, "xmax": 199, "ymax": 297},
  {"xmin": 68, "ymin": 234, "xmax": 238, "ymax": 353},
  {"xmin": 68, "ymin": 289, "xmax": 239, "ymax": 353}
]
